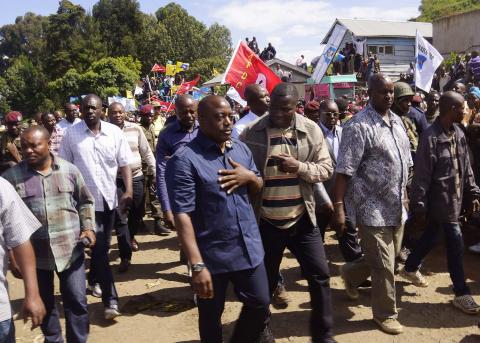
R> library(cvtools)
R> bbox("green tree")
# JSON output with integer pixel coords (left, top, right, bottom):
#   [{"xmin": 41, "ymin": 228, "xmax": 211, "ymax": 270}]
[
  {"xmin": 186, "ymin": 56, "xmax": 228, "ymax": 84},
  {"xmin": 2, "ymin": 55, "xmax": 51, "ymax": 115},
  {"xmin": 92, "ymin": 0, "xmax": 144, "ymax": 57},
  {"xmin": 155, "ymin": 3, "xmax": 207, "ymax": 62},
  {"xmin": 49, "ymin": 56, "xmax": 141, "ymax": 102},
  {"xmin": 45, "ymin": 0, "xmax": 106, "ymax": 79},
  {"xmin": 415, "ymin": 0, "xmax": 480, "ymax": 21},
  {"xmin": 0, "ymin": 12, "xmax": 48, "ymax": 73}
]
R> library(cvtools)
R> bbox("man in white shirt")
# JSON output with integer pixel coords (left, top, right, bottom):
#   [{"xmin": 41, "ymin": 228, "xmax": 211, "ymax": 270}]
[
  {"xmin": 60, "ymin": 94, "xmax": 133, "ymax": 320},
  {"xmin": 296, "ymin": 55, "xmax": 307, "ymax": 70},
  {"xmin": 232, "ymin": 84, "xmax": 269, "ymax": 139},
  {"xmin": 57, "ymin": 103, "xmax": 81, "ymax": 131}
]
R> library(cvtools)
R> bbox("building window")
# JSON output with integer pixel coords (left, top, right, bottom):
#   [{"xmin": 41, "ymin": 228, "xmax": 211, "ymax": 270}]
[{"xmin": 367, "ymin": 45, "xmax": 394, "ymax": 55}]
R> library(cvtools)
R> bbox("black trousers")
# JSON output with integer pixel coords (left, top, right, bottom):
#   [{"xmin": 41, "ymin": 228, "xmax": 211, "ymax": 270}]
[
  {"xmin": 115, "ymin": 176, "xmax": 145, "ymax": 260},
  {"xmin": 196, "ymin": 263, "xmax": 270, "ymax": 343},
  {"xmin": 260, "ymin": 214, "xmax": 334, "ymax": 343},
  {"xmin": 317, "ymin": 213, "xmax": 363, "ymax": 262}
]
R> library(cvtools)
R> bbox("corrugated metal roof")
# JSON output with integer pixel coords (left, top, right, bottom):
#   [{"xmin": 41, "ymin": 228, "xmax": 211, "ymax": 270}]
[{"xmin": 335, "ymin": 19, "xmax": 432, "ymax": 39}]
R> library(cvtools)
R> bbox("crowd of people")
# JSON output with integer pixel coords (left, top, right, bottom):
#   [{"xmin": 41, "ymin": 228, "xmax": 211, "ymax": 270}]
[{"xmin": 0, "ymin": 56, "xmax": 480, "ymax": 343}]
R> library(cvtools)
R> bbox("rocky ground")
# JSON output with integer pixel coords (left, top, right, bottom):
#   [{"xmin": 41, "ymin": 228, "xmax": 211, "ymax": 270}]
[{"xmin": 10, "ymin": 219, "xmax": 480, "ymax": 343}]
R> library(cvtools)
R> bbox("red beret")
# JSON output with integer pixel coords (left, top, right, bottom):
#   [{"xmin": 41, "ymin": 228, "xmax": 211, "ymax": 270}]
[
  {"xmin": 305, "ymin": 100, "xmax": 320, "ymax": 112},
  {"xmin": 5, "ymin": 111, "xmax": 22, "ymax": 123},
  {"xmin": 140, "ymin": 104, "xmax": 154, "ymax": 115}
]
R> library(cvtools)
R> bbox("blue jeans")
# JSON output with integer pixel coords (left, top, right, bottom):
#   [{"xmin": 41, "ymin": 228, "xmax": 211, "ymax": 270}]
[
  {"xmin": 88, "ymin": 200, "xmax": 119, "ymax": 307},
  {"xmin": 37, "ymin": 254, "xmax": 89, "ymax": 343},
  {"xmin": 405, "ymin": 221, "xmax": 470, "ymax": 296},
  {"xmin": 197, "ymin": 263, "xmax": 270, "ymax": 343},
  {"xmin": 0, "ymin": 318, "xmax": 15, "ymax": 343}
]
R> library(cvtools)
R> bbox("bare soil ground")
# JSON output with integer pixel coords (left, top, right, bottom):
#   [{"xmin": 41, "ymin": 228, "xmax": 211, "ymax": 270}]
[{"xmin": 10, "ymin": 218, "xmax": 480, "ymax": 343}]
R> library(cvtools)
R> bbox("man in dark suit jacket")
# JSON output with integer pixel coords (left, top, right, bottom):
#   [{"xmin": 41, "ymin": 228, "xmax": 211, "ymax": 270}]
[{"xmin": 317, "ymin": 100, "xmax": 363, "ymax": 266}]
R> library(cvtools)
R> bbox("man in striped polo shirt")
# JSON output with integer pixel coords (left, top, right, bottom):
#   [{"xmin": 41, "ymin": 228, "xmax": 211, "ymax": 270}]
[
  {"xmin": 109, "ymin": 102, "xmax": 156, "ymax": 272},
  {"xmin": 242, "ymin": 83, "xmax": 335, "ymax": 343}
]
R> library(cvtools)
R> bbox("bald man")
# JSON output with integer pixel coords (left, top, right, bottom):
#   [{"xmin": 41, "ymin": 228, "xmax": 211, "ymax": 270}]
[
  {"xmin": 232, "ymin": 84, "xmax": 269, "ymax": 139},
  {"xmin": 165, "ymin": 95, "xmax": 271, "ymax": 342},
  {"xmin": 401, "ymin": 91, "xmax": 480, "ymax": 315},
  {"xmin": 60, "ymin": 94, "xmax": 133, "ymax": 320},
  {"xmin": 156, "ymin": 94, "xmax": 199, "ymax": 235},
  {"xmin": 333, "ymin": 74, "xmax": 411, "ymax": 335}
]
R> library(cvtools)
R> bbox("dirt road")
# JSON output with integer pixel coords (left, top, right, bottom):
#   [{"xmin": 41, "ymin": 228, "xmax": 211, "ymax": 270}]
[{"xmin": 10, "ymin": 219, "xmax": 480, "ymax": 342}]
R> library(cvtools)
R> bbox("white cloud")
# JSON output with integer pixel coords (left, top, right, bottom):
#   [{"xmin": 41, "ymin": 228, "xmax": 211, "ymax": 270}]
[{"xmin": 211, "ymin": 0, "xmax": 420, "ymax": 66}]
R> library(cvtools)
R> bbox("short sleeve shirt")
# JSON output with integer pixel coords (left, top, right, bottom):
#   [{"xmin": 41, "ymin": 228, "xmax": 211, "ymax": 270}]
[
  {"xmin": 59, "ymin": 120, "xmax": 132, "ymax": 211},
  {"xmin": 165, "ymin": 132, "xmax": 264, "ymax": 274},
  {"xmin": 0, "ymin": 177, "xmax": 41, "ymax": 321},
  {"xmin": 336, "ymin": 104, "xmax": 412, "ymax": 227}
]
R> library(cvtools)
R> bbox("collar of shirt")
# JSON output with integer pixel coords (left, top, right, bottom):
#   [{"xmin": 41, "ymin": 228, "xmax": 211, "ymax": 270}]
[
  {"xmin": 366, "ymin": 103, "xmax": 398, "ymax": 127},
  {"xmin": 22, "ymin": 154, "xmax": 60, "ymax": 175},
  {"xmin": 80, "ymin": 120, "xmax": 111, "ymax": 137},
  {"xmin": 319, "ymin": 122, "xmax": 338, "ymax": 137},
  {"xmin": 172, "ymin": 119, "xmax": 199, "ymax": 133},
  {"xmin": 196, "ymin": 130, "xmax": 233, "ymax": 154}
]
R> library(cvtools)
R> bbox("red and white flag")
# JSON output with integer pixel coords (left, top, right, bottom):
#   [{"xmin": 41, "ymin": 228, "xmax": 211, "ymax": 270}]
[
  {"xmin": 176, "ymin": 75, "xmax": 200, "ymax": 95},
  {"xmin": 223, "ymin": 41, "xmax": 281, "ymax": 99}
]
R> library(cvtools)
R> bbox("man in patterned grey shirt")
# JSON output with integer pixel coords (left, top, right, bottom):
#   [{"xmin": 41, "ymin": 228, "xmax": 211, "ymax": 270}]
[{"xmin": 332, "ymin": 74, "xmax": 412, "ymax": 335}]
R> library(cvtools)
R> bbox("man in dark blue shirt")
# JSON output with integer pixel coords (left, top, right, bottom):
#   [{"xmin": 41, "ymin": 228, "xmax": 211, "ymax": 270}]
[{"xmin": 165, "ymin": 95, "xmax": 272, "ymax": 343}]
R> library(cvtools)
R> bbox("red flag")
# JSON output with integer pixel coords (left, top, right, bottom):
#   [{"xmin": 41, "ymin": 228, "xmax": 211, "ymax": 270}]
[
  {"xmin": 223, "ymin": 41, "xmax": 281, "ymax": 99},
  {"xmin": 176, "ymin": 75, "xmax": 200, "ymax": 95},
  {"xmin": 151, "ymin": 63, "xmax": 166, "ymax": 72}
]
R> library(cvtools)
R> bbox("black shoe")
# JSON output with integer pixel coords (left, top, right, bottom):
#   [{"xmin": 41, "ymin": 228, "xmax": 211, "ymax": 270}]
[
  {"xmin": 179, "ymin": 249, "xmax": 187, "ymax": 265},
  {"xmin": 154, "ymin": 219, "xmax": 171, "ymax": 236},
  {"xmin": 118, "ymin": 259, "xmax": 130, "ymax": 273},
  {"xmin": 358, "ymin": 280, "xmax": 372, "ymax": 288}
]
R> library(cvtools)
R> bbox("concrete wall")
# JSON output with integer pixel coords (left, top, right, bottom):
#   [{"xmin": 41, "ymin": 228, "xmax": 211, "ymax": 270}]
[{"xmin": 433, "ymin": 10, "xmax": 480, "ymax": 55}]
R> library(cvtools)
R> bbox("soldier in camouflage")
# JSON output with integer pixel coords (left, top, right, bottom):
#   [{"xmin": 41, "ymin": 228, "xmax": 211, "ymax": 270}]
[{"xmin": 0, "ymin": 111, "xmax": 24, "ymax": 173}]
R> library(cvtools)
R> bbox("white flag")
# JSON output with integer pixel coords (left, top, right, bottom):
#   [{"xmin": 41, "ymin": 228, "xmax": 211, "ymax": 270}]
[
  {"xmin": 415, "ymin": 30, "xmax": 443, "ymax": 92},
  {"xmin": 312, "ymin": 24, "xmax": 347, "ymax": 83}
]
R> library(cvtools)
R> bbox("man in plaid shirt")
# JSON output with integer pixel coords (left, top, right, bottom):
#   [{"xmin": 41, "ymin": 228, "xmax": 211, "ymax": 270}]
[{"xmin": 3, "ymin": 126, "xmax": 95, "ymax": 343}]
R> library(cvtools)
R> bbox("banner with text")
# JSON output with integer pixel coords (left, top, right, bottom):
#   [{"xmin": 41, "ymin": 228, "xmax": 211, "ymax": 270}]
[{"xmin": 312, "ymin": 24, "xmax": 347, "ymax": 83}]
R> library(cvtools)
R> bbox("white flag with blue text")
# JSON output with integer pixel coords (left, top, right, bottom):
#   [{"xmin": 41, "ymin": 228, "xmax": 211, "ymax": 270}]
[{"xmin": 415, "ymin": 30, "xmax": 443, "ymax": 92}]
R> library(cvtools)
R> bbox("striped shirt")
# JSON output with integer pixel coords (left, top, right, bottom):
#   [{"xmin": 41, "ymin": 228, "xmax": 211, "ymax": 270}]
[
  {"xmin": 0, "ymin": 177, "xmax": 41, "ymax": 321},
  {"xmin": 261, "ymin": 127, "xmax": 305, "ymax": 229},
  {"xmin": 118, "ymin": 121, "xmax": 156, "ymax": 179},
  {"xmin": 59, "ymin": 120, "xmax": 132, "ymax": 212},
  {"xmin": 2, "ymin": 156, "xmax": 95, "ymax": 272},
  {"xmin": 49, "ymin": 126, "xmax": 65, "ymax": 156}
]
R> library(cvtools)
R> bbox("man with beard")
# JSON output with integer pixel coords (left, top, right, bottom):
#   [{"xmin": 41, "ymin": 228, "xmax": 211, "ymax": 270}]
[{"xmin": 166, "ymin": 95, "xmax": 271, "ymax": 342}]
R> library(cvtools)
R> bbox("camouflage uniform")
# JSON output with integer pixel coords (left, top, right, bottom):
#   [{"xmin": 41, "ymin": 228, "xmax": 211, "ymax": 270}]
[
  {"xmin": 140, "ymin": 123, "xmax": 162, "ymax": 219},
  {"xmin": 0, "ymin": 133, "xmax": 22, "ymax": 173}
]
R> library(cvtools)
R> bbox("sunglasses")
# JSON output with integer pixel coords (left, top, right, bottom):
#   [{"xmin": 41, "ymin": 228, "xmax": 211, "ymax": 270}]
[{"xmin": 322, "ymin": 112, "xmax": 340, "ymax": 117}]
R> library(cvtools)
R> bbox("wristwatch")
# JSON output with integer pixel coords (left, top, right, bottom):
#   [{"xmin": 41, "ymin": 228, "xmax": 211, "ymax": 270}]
[{"xmin": 191, "ymin": 262, "xmax": 206, "ymax": 272}]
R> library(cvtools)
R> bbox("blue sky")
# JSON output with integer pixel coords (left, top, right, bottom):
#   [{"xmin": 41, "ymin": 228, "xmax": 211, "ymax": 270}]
[{"xmin": 1, "ymin": 0, "xmax": 422, "ymax": 64}]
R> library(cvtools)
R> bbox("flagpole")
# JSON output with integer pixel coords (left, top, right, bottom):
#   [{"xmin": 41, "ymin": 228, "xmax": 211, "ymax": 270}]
[
  {"xmin": 165, "ymin": 80, "xmax": 184, "ymax": 114},
  {"xmin": 222, "ymin": 40, "xmax": 242, "ymax": 85}
]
